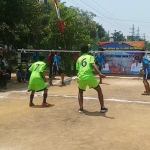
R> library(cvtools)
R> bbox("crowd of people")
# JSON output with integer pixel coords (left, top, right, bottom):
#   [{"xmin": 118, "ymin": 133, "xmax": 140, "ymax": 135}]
[{"xmin": 0, "ymin": 55, "xmax": 12, "ymax": 90}]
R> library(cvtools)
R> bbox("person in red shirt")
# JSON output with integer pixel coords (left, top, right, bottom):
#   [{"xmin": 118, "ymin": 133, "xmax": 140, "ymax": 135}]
[{"xmin": 47, "ymin": 52, "xmax": 54, "ymax": 79}]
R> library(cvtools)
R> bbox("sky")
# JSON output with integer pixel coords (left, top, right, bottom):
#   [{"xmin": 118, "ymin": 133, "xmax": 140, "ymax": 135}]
[{"xmin": 61, "ymin": 0, "xmax": 150, "ymax": 41}]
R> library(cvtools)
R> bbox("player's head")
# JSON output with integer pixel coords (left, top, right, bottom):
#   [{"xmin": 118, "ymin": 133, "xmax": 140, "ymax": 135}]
[
  {"xmin": 39, "ymin": 56, "xmax": 45, "ymax": 61},
  {"xmin": 81, "ymin": 45, "xmax": 89, "ymax": 54}
]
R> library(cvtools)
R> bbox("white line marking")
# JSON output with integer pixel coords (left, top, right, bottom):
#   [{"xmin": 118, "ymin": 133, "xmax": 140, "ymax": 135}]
[
  {"xmin": 47, "ymin": 94, "xmax": 150, "ymax": 105},
  {"xmin": 71, "ymin": 76, "xmax": 142, "ymax": 80},
  {"xmin": 1, "ymin": 90, "xmax": 150, "ymax": 105}
]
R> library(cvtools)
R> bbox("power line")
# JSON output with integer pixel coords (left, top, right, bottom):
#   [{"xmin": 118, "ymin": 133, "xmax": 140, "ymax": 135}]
[
  {"xmin": 92, "ymin": 0, "xmax": 130, "ymax": 27},
  {"xmin": 67, "ymin": 0, "xmax": 150, "ymax": 24},
  {"xmin": 80, "ymin": 0, "xmax": 129, "ymax": 33},
  {"xmin": 65, "ymin": 0, "xmax": 150, "ymax": 40}
]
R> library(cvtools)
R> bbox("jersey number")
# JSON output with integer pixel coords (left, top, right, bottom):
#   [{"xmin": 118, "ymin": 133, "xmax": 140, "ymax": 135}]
[
  {"xmin": 81, "ymin": 58, "xmax": 87, "ymax": 67},
  {"xmin": 34, "ymin": 64, "xmax": 40, "ymax": 71}
]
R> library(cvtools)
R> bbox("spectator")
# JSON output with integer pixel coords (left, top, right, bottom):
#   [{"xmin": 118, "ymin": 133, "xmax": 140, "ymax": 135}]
[
  {"xmin": 140, "ymin": 53, "xmax": 150, "ymax": 95},
  {"xmin": 16, "ymin": 65, "xmax": 26, "ymax": 83},
  {"xmin": 49, "ymin": 52, "xmax": 65, "ymax": 85},
  {"xmin": 95, "ymin": 48, "xmax": 106, "ymax": 84},
  {"xmin": 48, "ymin": 52, "xmax": 54, "ymax": 79},
  {"xmin": 0, "ymin": 57, "xmax": 7, "ymax": 89}
]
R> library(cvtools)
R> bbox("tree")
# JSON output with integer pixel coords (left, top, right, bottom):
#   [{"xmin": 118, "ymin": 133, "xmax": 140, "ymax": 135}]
[
  {"xmin": 97, "ymin": 24, "xmax": 106, "ymax": 40},
  {"xmin": 111, "ymin": 30, "xmax": 126, "ymax": 41}
]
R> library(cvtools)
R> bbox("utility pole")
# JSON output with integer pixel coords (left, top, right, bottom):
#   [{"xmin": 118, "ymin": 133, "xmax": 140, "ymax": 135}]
[
  {"xmin": 107, "ymin": 30, "xmax": 110, "ymax": 41},
  {"xmin": 129, "ymin": 24, "xmax": 135, "ymax": 41},
  {"xmin": 136, "ymin": 27, "xmax": 140, "ymax": 40},
  {"xmin": 143, "ymin": 33, "xmax": 146, "ymax": 41}
]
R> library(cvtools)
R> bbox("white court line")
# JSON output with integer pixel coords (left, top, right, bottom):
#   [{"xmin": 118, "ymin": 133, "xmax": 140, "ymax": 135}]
[
  {"xmin": 47, "ymin": 94, "xmax": 150, "ymax": 105},
  {"xmin": 0, "ymin": 91, "xmax": 150, "ymax": 105},
  {"xmin": 72, "ymin": 76, "xmax": 142, "ymax": 80}
]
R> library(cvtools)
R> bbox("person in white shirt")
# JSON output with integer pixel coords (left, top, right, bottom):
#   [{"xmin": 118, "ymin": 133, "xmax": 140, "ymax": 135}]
[
  {"xmin": 102, "ymin": 62, "xmax": 109, "ymax": 71},
  {"xmin": 130, "ymin": 56, "xmax": 141, "ymax": 72}
]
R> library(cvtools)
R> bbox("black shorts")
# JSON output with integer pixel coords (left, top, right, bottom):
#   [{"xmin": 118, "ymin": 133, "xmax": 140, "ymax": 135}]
[
  {"xmin": 98, "ymin": 65, "xmax": 102, "ymax": 71},
  {"xmin": 53, "ymin": 66, "xmax": 63, "ymax": 75},
  {"xmin": 143, "ymin": 74, "xmax": 150, "ymax": 80}
]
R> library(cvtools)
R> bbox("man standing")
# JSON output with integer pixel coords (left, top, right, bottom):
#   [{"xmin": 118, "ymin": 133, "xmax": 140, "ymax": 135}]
[
  {"xmin": 95, "ymin": 48, "xmax": 106, "ymax": 84},
  {"xmin": 140, "ymin": 53, "xmax": 150, "ymax": 95},
  {"xmin": 76, "ymin": 45, "xmax": 108, "ymax": 113},
  {"xmin": 49, "ymin": 52, "xmax": 65, "ymax": 85},
  {"xmin": 0, "ymin": 57, "xmax": 7, "ymax": 89},
  {"xmin": 48, "ymin": 52, "xmax": 54, "ymax": 79},
  {"xmin": 28, "ymin": 56, "xmax": 50, "ymax": 107}
]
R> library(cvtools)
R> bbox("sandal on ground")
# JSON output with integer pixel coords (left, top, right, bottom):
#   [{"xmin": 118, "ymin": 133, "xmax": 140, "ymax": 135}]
[
  {"xmin": 42, "ymin": 102, "xmax": 51, "ymax": 107},
  {"xmin": 141, "ymin": 92, "xmax": 150, "ymax": 95},
  {"xmin": 29, "ymin": 103, "xmax": 35, "ymax": 107}
]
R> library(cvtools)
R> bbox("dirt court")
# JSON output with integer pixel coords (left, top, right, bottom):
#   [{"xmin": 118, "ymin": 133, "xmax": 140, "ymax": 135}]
[{"xmin": 0, "ymin": 76, "xmax": 150, "ymax": 150}]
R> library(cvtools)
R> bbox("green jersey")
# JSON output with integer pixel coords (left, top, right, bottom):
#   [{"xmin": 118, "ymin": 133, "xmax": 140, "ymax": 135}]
[
  {"xmin": 29, "ymin": 61, "xmax": 46, "ymax": 84},
  {"xmin": 76, "ymin": 53, "xmax": 95, "ymax": 80}
]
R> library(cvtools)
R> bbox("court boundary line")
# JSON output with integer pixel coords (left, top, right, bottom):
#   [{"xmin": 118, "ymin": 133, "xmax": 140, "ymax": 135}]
[
  {"xmin": 47, "ymin": 94, "xmax": 150, "ymax": 105},
  {"xmin": 1, "ymin": 92, "xmax": 150, "ymax": 105}
]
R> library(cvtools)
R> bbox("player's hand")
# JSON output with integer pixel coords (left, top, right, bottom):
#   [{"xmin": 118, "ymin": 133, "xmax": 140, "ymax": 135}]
[
  {"xmin": 140, "ymin": 68, "xmax": 143, "ymax": 71},
  {"xmin": 99, "ymin": 73, "xmax": 106, "ymax": 78}
]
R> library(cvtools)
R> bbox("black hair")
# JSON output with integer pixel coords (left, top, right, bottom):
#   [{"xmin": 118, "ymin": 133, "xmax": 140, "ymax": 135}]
[
  {"xmin": 39, "ymin": 56, "xmax": 45, "ymax": 61},
  {"xmin": 134, "ymin": 56, "xmax": 139, "ymax": 60},
  {"xmin": 81, "ymin": 45, "xmax": 89, "ymax": 54}
]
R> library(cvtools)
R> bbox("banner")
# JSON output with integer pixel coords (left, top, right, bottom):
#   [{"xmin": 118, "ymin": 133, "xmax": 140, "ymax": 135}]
[
  {"xmin": 100, "ymin": 51, "xmax": 143, "ymax": 74},
  {"xmin": 98, "ymin": 41, "xmax": 145, "ymax": 50}
]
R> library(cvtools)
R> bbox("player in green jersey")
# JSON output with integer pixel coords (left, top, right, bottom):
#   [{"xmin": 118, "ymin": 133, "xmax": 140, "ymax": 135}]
[
  {"xmin": 28, "ymin": 56, "xmax": 50, "ymax": 107},
  {"xmin": 76, "ymin": 45, "xmax": 108, "ymax": 113}
]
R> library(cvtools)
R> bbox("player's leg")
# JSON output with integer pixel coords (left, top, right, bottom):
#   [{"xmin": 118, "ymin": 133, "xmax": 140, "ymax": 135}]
[
  {"xmin": 49, "ymin": 66, "xmax": 56, "ymax": 85},
  {"xmin": 49, "ymin": 64, "xmax": 51, "ymax": 79},
  {"xmin": 59, "ymin": 68, "xmax": 65, "ymax": 85},
  {"xmin": 17, "ymin": 75, "xmax": 22, "ymax": 82},
  {"xmin": 78, "ymin": 81, "xmax": 86, "ymax": 113},
  {"xmin": 142, "ymin": 74, "xmax": 150, "ymax": 94},
  {"xmin": 29, "ymin": 90, "xmax": 35, "ymax": 107},
  {"xmin": 42, "ymin": 88, "xmax": 51, "ymax": 107},
  {"xmin": 78, "ymin": 89, "xmax": 84, "ymax": 113},
  {"xmin": 89, "ymin": 79, "xmax": 108, "ymax": 113},
  {"xmin": 98, "ymin": 66, "xmax": 102, "ymax": 84}
]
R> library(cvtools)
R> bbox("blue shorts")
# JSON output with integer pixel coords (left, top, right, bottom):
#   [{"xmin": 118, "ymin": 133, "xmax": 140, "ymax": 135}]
[{"xmin": 143, "ymin": 74, "xmax": 150, "ymax": 80}]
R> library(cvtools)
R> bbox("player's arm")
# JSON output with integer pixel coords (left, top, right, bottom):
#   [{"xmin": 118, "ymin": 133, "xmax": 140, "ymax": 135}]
[
  {"xmin": 92, "ymin": 63, "xmax": 105, "ymax": 78},
  {"xmin": 39, "ymin": 64, "xmax": 47, "ymax": 82},
  {"xmin": 76, "ymin": 59, "xmax": 79, "ymax": 76},
  {"xmin": 40, "ymin": 72, "xmax": 46, "ymax": 82},
  {"xmin": 141, "ymin": 58, "xmax": 149, "ymax": 70},
  {"xmin": 90, "ymin": 56, "xmax": 105, "ymax": 78},
  {"xmin": 29, "ymin": 64, "xmax": 34, "ymax": 72}
]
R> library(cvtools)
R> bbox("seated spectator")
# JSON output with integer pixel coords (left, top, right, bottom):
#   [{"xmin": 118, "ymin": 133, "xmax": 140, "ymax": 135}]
[
  {"xmin": 16, "ymin": 65, "xmax": 26, "ymax": 83},
  {"xmin": 0, "ymin": 57, "xmax": 7, "ymax": 89}
]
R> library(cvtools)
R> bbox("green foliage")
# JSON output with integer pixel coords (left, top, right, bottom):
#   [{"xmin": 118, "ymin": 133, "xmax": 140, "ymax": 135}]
[
  {"xmin": 111, "ymin": 30, "xmax": 126, "ymax": 41},
  {"xmin": 0, "ymin": 0, "xmax": 108, "ymax": 56}
]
